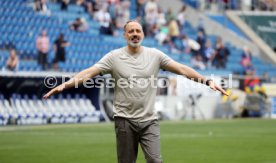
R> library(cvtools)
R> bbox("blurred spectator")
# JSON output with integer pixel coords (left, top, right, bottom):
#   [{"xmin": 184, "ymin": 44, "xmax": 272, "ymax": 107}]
[
  {"xmin": 145, "ymin": 7, "xmax": 159, "ymax": 36},
  {"xmin": 244, "ymin": 61, "xmax": 255, "ymax": 75},
  {"xmin": 168, "ymin": 18, "xmax": 180, "ymax": 51},
  {"xmin": 137, "ymin": 0, "xmax": 146, "ymax": 18},
  {"xmin": 95, "ymin": 5, "xmax": 113, "ymax": 35},
  {"xmin": 203, "ymin": 39, "xmax": 215, "ymax": 68},
  {"xmin": 196, "ymin": 30, "xmax": 206, "ymax": 58},
  {"xmin": 240, "ymin": 46, "xmax": 255, "ymax": 75},
  {"xmin": 156, "ymin": 7, "xmax": 166, "ymax": 28},
  {"xmin": 5, "ymin": 49, "xmax": 19, "ymax": 71},
  {"xmin": 251, "ymin": 0, "xmax": 258, "ymax": 10},
  {"xmin": 176, "ymin": 5, "xmax": 187, "ymax": 33},
  {"xmin": 53, "ymin": 34, "xmax": 70, "ymax": 71},
  {"xmin": 91, "ymin": 0, "xmax": 101, "ymax": 13},
  {"xmin": 230, "ymin": 0, "xmax": 239, "ymax": 10},
  {"xmin": 145, "ymin": 0, "xmax": 158, "ymax": 16},
  {"xmin": 153, "ymin": 8, "xmax": 166, "ymax": 43},
  {"xmin": 179, "ymin": 35, "xmax": 200, "ymax": 54},
  {"xmin": 211, "ymin": 37, "xmax": 230, "ymax": 69},
  {"xmin": 165, "ymin": 8, "xmax": 174, "ymax": 22},
  {"xmin": 179, "ymin": 35, "xmax": 202, "ymax": 69},
  {"xmin": 240, "ymin": 46, "xmax": 252, "ymax": 66},
  {"xmin": 36, "ymin": 30, "xmax": 50, "ymax": 70},
  {"xmin": 197, "ymin": 16, "xmax": 206, "ymax": 35},
  {"xmin": 75, "ymin": 0, "xmax": 85, "ymax": 6},
  {"xmin": 144, "ymin": 0, "xmax": 159, "ymax": 36},
  {"xmin": 60, "ymin": 0, "xmax": 69, "ymax": 10},
  {"xmin": 116, "ymin": 1, "xmax": 130, "ymax": 29},
  {"xmin": 70, "ymin": 18, "xmax": 89, "ymax": 32},
  {"xmin": 259, "ymin": 0, "xmax": 274, "ymax": 11},
  {"xmin": 108, "ymin": 0, "xmax": 119, "ymax": 27},
  {"xmin": 84, "ymin": 0, "xmax": 95, "ymax": 17},
  {"xmin": 34, "ymin": 0, "xmax": 51, "ymax": 16},
  {"xmin": 155, "ymin": 25, "xmax": 169, "ymax": 45},
  {"xmin": 243, "ymin": 72, "xmax": 260, "ymax": 92},
  {"xmin": 191, "ymin": 54, "xmax": 206, "ymax": 70}
]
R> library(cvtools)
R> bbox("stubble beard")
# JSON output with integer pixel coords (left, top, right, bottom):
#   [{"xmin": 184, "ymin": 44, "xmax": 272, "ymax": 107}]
[{"xmin": 128, "ymin": 40, "xmax": 142, "ymax": 48}]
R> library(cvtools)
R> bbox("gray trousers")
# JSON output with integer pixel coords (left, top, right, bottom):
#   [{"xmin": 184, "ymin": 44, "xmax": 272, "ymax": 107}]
[{"xmin": 114, "ymin": 117, "xmax": 162, "ymax": 163}]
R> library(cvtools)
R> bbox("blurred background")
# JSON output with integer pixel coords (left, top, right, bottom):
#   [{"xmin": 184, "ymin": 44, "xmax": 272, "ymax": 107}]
[
  {"xmin": 1, "ymin": 0, "xmax": 276, "ymax": 124},
  {"xmin": 0, "ymin": 0, "xmax": 276, "ymax": 162}
]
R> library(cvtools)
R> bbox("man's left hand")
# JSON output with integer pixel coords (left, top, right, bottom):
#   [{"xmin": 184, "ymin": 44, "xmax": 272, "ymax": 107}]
[{"xmin": 208, "ymin": 80, "xmax": 229, "ymax": 96}]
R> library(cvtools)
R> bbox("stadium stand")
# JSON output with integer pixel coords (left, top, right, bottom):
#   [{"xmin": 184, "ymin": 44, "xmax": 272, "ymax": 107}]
[
  {"xmin": 1, "ymin": 0, "xmax": 276, "ymax": 125},
  {"xmin": 0, "ymin": 93, "xmax": 101, "ymax": 125}
]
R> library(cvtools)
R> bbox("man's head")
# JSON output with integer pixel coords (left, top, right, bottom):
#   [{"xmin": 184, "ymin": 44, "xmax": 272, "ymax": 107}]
[{"xmin": 124, "ymin": 20, "xmax": 144, "ymax": 48}]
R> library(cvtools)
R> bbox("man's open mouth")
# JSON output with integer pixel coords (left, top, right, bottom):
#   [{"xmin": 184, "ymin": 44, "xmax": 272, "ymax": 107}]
[{"xmin": 131, "ymin": 36, "xmax": 140, "ymax": 43}]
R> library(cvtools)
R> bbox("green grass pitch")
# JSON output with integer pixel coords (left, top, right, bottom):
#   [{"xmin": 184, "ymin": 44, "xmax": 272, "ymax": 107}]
[{"xmin": 0, "ymin": 119, "xmax": 276, "ymax": 163}]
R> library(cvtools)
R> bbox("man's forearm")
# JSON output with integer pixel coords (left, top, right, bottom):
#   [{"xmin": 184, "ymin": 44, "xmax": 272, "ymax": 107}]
[
  {"xmin": 61, "ymin": 66, "xmax": 101, "ymax": 90},
  {"xmin": 179, "ymin": 65, "xmax": 207, "ymax": 84}
]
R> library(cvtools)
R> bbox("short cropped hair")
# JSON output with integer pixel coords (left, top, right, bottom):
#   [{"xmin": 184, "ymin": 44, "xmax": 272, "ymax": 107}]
[{"xmin": 123, "ymin": 20, "xmax": 141, "ymax": 32}]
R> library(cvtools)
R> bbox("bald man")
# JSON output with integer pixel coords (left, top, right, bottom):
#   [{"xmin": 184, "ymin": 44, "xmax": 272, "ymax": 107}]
[{"xmin": 44, "ymin": 20, "xmax": 228, "ymax": 163}]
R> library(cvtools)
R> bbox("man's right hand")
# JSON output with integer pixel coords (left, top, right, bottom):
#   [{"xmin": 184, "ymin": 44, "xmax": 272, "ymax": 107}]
[{"xmin": 43, "ymin": 84, "xmax": 65, "ymax": 99}]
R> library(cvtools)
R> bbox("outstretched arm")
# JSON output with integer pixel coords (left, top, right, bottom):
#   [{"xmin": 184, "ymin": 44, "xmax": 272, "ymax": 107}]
[
  {"xmin": 164, "ymin": 61, "xmax": 229, "ymax": 96},
  {"xmin": 43, "ymin": 66, "xmax": 101, "ymax": 99}
]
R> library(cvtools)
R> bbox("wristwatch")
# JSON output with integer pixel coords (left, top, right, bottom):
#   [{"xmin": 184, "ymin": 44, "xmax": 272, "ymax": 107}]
[{"xmin": 205, "ymin": 79, "xmax": 213, "ymax": 86}]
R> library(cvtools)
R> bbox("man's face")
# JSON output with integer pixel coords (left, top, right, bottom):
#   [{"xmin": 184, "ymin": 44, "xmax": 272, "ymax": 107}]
[{"xmin": 124, "ymin": 22, "xmax": 144, "ymax": 48}]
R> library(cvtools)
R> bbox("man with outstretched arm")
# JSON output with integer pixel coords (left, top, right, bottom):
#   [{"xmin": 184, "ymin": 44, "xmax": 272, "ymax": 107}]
[{"xmin": 43, "ymin": 20, "xmax": 228, "ymax": 163}]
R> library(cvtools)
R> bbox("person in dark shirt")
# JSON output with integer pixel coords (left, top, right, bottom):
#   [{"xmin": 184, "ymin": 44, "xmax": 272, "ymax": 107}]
[
  {"xmin": 53, "ymin": 34, "xmax": 70, "ymax": 70},
  {"xmin": 212, "ymin": 37, "xmax": 230, "ymax": 69}
]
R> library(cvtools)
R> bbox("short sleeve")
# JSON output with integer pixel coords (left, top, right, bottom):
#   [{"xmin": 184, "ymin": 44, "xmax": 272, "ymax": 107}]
[
  {"xmin": 94, "ymin": 52, "xmax": 114, "ymax": 74},
  {"xmin": 153, "ymin": 48, "xmax": 173, "ymax": 69}
]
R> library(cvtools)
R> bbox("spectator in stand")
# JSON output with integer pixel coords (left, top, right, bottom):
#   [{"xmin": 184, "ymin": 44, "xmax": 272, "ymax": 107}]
[
  {"xmin": 108, "ymin": 0, "xmax": 119, "ymax": 29},
  {"xmin": 165, "ymin": 8, "xmax": 174, "ymax": 23},
  {"xmin": 145, "ymin": 0, "xmax": 158, "ymax": 16},
  {"xmin": 95, "ymin": 4, "xmax": 113, "ymax": 35},
  {"xmin": 5, "ymin": 49, "xmax": 19, "ymax": 71},
  {"xmin": 84, "ymin": 0, "xmax": 95, "ymax": 17},
  {"xmin": 168, "ymin": 18, "xmax": 180, "ymax": 52},
  {"xmin": 156, "ymin": 7, "xmax": 166, "ymax": 28},
  {"xmin": 34, "ymin": 0, "xmax": 51, "ymax": 16},
  {"xmin": 144, "ymin": 10, "xmax": 158, "ymax": 37},
  {"xmin": 197, "ymin": 16, "xmax": 206, "ymax": 35},
  {"xmin": 203, "ymin": 39, "xmax": 215, "ymax": 68},
  {"xmin": 136, "ymin": 0, "xmax": 146, "ymax": 18},
  {"xmin": 60, "ymin": 0, "xmax": 69, "ymax": 11},
  {"xmin": 240, "ymin": 46, "xmax": 255, "ymax": 75},
  {"xmin": 36, "ymin": 30, "xmax": 50, "ymax": 70},
  {"xmin": 70, "ymin": 17, "xmax": 89, "ymax": 32},
  {"xmin": 76, "ymin": 0, "xmax": 97, "ymax": 16},
  {"xmin": 75, "ymin": 0, "xmax": 85, "ymax": 6},
  {"xmin": 191, "ymin": 53, "xmax": 206, "ymax": 70},
  {"xmin": 180, "ymin": 34, "xmax": 201, "ymax": 58},
  {"xmin": 259, "ymin": 0, "xmax": 274, "ymax": 11},
  {"xmin": 155, "ymin": 24, "xmax": 169, "ymax": 45},
  {"xmin": 116, "ymin": 1, "xmax": 130, "ymax": 29},
  {"xmin": 144, "ymin": 0, "xmax": 159, "ymax": 37},
  {"xmin": 176, "ymin": 5, "xmax": 187, "ymax": 34},
  {"xmin": 153, "ymin": 7, "xmax": 166, "ymax": 44},
  {"xmin": 211, "ymin": 36, "xmax": 230, "ymax": 69},
  {"xmin": 91, "ymin": 0, "xmax": 101, "ymax": 13},
  {"xmin": 53, "ymin": 34, "xmax": 70, "ymax": 71},
  {"xmin": 241, "ymin": 46, "xmax": 252, "ymax": 66},
  {"xmin": 196, "ymin": 30, "xmax": 206, "ymax": 58}
]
